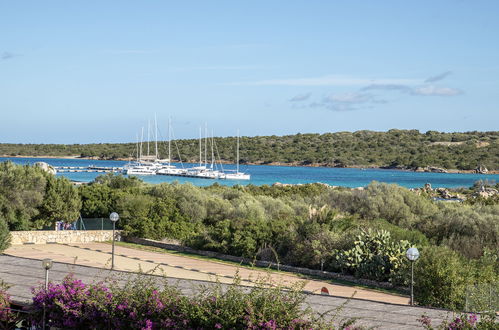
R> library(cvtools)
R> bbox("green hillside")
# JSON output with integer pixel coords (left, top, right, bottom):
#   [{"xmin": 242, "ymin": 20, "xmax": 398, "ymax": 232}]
[{"xmin": 1, "ymin": 129, "xmax": 498, "ymax": 170}]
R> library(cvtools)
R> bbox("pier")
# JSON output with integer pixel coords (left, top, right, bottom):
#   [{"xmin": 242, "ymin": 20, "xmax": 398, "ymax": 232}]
[{"xmin": 54, "ymin": 166, "xmax": 122, "ymax": 173}]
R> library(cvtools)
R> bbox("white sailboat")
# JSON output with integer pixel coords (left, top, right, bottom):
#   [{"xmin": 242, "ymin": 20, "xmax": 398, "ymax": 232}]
[
  {"xmin": 123, "ymin": 128, "xmax": 157, "ymax": 175},
  {"xmin": 222, "ymin": 131, "xmax": 250, "ymax": 180},
  {"xmin": 156, "ymin": 117, "xmax": 188, "ymax": 176},
  {"xmin": 186, "ymin": 125, "xmax": 224, "ymax": 179}
]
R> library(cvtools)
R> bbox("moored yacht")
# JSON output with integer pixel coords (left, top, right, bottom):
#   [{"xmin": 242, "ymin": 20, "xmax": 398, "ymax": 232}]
[{"xmin": 220, "ymin": 131, "xmax": 250, "ymax": 180}]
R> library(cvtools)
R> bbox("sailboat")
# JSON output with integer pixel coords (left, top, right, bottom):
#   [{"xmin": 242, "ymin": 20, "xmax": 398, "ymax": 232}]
[
  {"xmin": 186, "ymin": 125, "xmax": 223, "ymax": 179},
  {"xmin": 221, "ymin": 131, "xmax": 250, "ymax": 180},
  {"xmin": 123, "ymin": 127, "xmax": 158, "ymax": 175},
  {"xmin": 124, "ymin": 115, "xmax": 169, "ymax": 176},
  {"xmin": 156, "ymin": 117, "xmax": 188, "ymax": 176}
]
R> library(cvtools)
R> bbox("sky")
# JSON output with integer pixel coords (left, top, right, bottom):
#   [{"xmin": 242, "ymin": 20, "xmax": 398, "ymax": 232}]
[{"xmin": 1, "ymin": 1, "xmax": 498, "ymax": 143}]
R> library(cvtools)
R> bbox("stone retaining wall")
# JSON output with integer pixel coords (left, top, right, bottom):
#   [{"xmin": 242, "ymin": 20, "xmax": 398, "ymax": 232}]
[
  {"xmin": 125, "ymin": 236, "xmax": 407, "ymax": 292},
  {"xmin": 10, "ymin": 230, "xmax": 121, "ymax": 245}
]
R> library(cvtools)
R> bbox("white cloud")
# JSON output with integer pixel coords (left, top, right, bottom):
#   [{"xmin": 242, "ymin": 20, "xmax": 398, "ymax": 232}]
[
  {"xmin": 171, "ymin": 65, "xmax": 263, "ymax": 72},
  {"xmin": 307, "ymin": 92, "xmax": 385, "ymax": 111},
  {"xmin": 425, "ymin": 71, "xmax": 452, "ymax": 83},
  {"xmin": 1, "ymin": 51, "xmax": 19, "ymax": 60},
  {"xmin": 289, "ymin": 93, "xmax": 311, "ymax": 102},
  {"xmin": 229, "ymin": 75, "xmax": 420, "ymax": 86},
  {"xmin": 103, "ymin": 49, "xmax": 155, "ymax": 54},
  {"xmin": 411, "ymin": 85, "xmax": 463, "ymax": 96},
  {"xmin": 363, "ymin": 83, "xmax": 463, "ymax": 97}
]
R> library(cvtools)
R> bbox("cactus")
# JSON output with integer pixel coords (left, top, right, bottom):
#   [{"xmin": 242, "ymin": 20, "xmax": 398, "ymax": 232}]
[{"xmin": 336, "ymin": 229, "xmax": 411, "ymax": 283}]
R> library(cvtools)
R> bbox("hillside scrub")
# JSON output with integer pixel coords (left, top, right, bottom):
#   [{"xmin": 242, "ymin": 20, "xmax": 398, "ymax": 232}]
[
  {"xmin": 1, "ymin": 163, "xmax": 498, "ymax": 310},
  {"xmin": 79, "ymin": 174, "xmax": 499, "ymax": 309},
  {"xmin": 1, "ymin": 129, "xmax": 498, "ymax": 170}
]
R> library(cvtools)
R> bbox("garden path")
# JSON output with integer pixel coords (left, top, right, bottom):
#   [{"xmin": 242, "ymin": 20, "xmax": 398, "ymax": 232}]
[{"xmin": 5, "ymin": 242, "xmax": 410, "ymax": 305}]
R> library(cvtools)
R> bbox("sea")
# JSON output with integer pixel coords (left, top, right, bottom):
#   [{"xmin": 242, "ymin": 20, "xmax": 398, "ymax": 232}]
[{"xmin": 1, "ymin": 157, "xmax": 498, "ymax": 189}]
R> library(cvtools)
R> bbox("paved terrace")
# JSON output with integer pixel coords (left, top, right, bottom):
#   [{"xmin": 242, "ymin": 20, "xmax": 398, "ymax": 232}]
[{"xmin": 1, "ymin": 243, "xmax": 454, "ymax": 329}]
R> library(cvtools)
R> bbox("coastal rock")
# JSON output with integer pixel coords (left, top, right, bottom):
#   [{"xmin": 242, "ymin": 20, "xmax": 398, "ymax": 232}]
[
  {"xmin": 415, "ymin": 166, "xmax": 448, "ymax": 173},
  {"xmin": 475, "ymin": 165, "xmax": 489, "ymax": 174},
  {"xmin": 423, "ymin": 183, "xmax": 432, "ymax": 192},
  {"xmin": 34, "ymin": 162, "xmax": 56, "ymax": 175},
  {"xmin": 474, "ymin": 188, "xmax": 498, "ymax": 198},
  {"xmin": 436, "ymin": 187, "xmax": 453, "ymax": 199},
  {"xmin": 272, "ymin": 182, "xmax": 293, "ymax": 187},
  {"xmin": 427, "ymin": 166, "xmax": 448, "ymax": 173}
]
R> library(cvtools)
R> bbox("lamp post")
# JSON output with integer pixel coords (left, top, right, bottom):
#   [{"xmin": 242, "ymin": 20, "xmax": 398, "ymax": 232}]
[
  {"xmin": 109, "ymin": 212, "xmax": 119, "ymax": 270},
  {"xmin": 406, "ymin": 247, "xmax": 420, "ymax": 306},
  {"xmin": 42, "ymin": 258, "xmax": 53, "ymax": 330}
]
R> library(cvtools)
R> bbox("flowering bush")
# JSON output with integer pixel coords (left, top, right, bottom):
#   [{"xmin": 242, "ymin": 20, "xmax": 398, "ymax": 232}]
[
  {"xmin": 418, "ymin": 313, "xmax": 497, "ymax": 329},
  {"xmin": 0, "ymin": 280, "xmax": 17, "ymax": 329},
  {"xmin": 30, "ymin": 273, "xmax": 361, "ymax": 329}
]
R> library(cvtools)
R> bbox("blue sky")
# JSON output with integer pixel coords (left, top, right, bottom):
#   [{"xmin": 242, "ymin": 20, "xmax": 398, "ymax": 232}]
[{"xmin": 1, "ymin": 1, "xmax": 498, "ymax": 143}]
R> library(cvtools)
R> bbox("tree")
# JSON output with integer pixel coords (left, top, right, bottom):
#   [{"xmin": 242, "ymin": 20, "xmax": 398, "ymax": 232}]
[
  {"xmin": 36, "ymin": 175, "xmax": 82, "ymax": 228},
  {"xmin": 0, "ymin": 162, "xmax": 47, "ymax": 230},
  {"xmin": 310, "ymin": 231, "xmax": 338, "ymax": 271},
  {"xmin": 0, "ymin": 216, "xmax": 10, "ymax": 252}
]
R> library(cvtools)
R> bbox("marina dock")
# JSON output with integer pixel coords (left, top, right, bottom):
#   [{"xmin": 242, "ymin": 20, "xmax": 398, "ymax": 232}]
[{"xmin": 54, "ymin": 166, "xmax": 122, "ymax": 173}]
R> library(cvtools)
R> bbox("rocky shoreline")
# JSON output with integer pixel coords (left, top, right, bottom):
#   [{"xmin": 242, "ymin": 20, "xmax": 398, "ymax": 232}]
[{"xmin": 1, "ymin": 154, "xmax": 498, "ymax": 174}]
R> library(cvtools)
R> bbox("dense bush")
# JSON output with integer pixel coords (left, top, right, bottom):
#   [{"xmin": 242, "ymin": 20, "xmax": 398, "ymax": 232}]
[
  {"xmin": 0, "ymin": 161, "xmax": 81, "ymax": 230},
  {"xmin": 0, "ymin": 216, "xmax": 10, "ymax": 253},
  {"xmin": 414, "ymin": 247, "xmax": 498, "ymax": 310},
  {"xmin": 30, "ymin": 274, "xmax": 355, "ymax": 329}
]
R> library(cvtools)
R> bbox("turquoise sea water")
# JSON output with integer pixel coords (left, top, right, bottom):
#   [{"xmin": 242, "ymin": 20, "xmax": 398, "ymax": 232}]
[{"xmin": 1, "ymin": 157, "xmax": 498, "ymax": 188}]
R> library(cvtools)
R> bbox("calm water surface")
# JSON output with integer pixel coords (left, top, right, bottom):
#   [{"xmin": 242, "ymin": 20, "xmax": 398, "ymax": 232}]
[{"xmin": 1, "ymin": 157, "xmax": 498, "ymax": 188}]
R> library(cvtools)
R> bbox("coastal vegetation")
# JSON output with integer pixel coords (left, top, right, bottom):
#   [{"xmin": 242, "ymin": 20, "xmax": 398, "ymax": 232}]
[
  {"xmin": 1, "ymin": 129, "xmax": 498, "ymax": 171},
  {"xmin": 0, "ymin": 163, "xmax": 498, "ymax": 312}
]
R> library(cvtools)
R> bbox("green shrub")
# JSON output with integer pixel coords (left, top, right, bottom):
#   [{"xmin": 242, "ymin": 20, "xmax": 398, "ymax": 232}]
[
  {"xmin": 414, "ymin": 246, "xmax": 473, "ymax": 310},
  {"xmin": 0, "ymin": 216, "xmax": 11, "ymax": 253}
]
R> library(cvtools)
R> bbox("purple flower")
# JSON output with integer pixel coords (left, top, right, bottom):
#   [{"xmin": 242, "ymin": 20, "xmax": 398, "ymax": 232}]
[
  {"xmin": 469, "ymin": 313, "xmax": 478, "ymax": 325},
  {"xmin": 142, "ymin": 319, "xmax": 153, "ymax": 330},
  {"xmin": 215, "ymin": 323, "xmax": 222, "ymax": 329}
]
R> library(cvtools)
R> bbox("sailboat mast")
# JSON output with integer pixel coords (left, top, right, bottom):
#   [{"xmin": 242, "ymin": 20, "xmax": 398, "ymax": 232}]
[
  {"xmin": 136, "ymin": 133, "xmax": 139, "ymax": 161},
  {"xmin": 237, "ymin": 130, "xmax": 240, "ymax": 173},
  {"xmin": 211, "ymin": 130, "xmax": 215, "ymax": 169},
  {"xmin": 204, "ymin": 123, "xmax": 208, "ymax": 166},
  {"xmin": 140, "ymin": 127, "xmax": 144, "ymax": 162},
  {"xmin": 199, "ymin": 127, "xmax": 202, "ymax": 167},
  {"xmin": 147, "ymin": 119, "xmax": 150, "ymax": 157},
  {"xmin": 154, "ymin": 113, "xmax": 158, "ymax": 159},
  {"xmin": 168, "ymin": 117, "xmax": 172, "ymax": 166}
]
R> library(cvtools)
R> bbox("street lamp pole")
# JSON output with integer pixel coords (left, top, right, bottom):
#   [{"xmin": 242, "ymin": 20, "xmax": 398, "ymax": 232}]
[
  {"xmin": 109, "ymin": 212, "xmax": 120, "ymax": 270},
  {"xmin": 406, "ymin": 247, "xmax": 420, "ymax": 306},
  {"xmin": 410, "ymin": 259, "xmax": 414, "ymax": 305},
  {"xmin": 42, "ymin": 259, "xmax": 53, "ymax": 330}
]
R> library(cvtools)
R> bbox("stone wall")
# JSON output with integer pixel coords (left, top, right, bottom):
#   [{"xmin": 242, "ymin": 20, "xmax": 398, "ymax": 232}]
[
  {"xmin": 125, "ymin": 236, "xmax": 408, "ymax": 292},
  {"xmin": 10, "ymin": 230, "xmax": 121, "ymax": 245}
]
